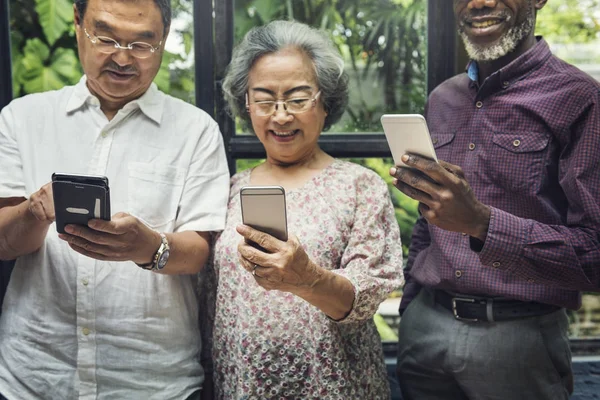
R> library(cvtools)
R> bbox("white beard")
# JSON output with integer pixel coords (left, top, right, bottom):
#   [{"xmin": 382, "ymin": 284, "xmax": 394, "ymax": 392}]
[{"xmin": 459, "ymin": 7, "xmax": 535, "ymax": 62}]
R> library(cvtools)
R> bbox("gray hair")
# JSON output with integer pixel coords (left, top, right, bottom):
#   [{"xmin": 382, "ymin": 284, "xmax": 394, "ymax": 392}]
[
  {"xmin": 74, "ymin": 0, "xmax": 171, "ymax": 36},
  {"xmin": 222, "ymin": 20, "xmax": 349, "ymax": 131}
]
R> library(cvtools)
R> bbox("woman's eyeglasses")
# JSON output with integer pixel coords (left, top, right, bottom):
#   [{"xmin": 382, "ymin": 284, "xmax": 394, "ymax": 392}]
[
  {"xmin": 246, "ymin": 91, "xmax": 322, "ymax": 117},
  {"xmin": 84, "ymin": 28, "xmax": 162, "ymax": 59}
]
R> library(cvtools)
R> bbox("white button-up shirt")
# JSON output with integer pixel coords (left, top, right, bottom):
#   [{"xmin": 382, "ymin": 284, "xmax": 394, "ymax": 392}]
[{"xmin": 0, "ymin": 77, "xmax": 230, "ymax": 399}]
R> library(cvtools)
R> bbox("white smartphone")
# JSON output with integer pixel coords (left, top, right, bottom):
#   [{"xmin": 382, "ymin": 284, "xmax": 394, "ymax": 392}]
[
  {"xmin": 240, "ymin": 186, "xmax": 288, "ymax": 243},
  {"xmin": 380, "ymin": 114, "xmax": 438, "ymax": 168}
]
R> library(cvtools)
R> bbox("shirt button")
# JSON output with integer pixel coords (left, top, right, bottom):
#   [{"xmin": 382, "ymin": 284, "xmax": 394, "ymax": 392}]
[
  {"xmin": 475, "ymin": 101, "xmax": 483, "ymax": 108},
  {"xmin": 101, "ymin": 131, "xmax": 108, "ymax": 138},
  {"xmin": 462, "ymin": 232, "xmax": 467, "ymax": 236},
  {"xmin": 468, "ymin": 143, "xmax": 476, "ymax": 150},
  {"xmin": 528, "ymin": 279, "xmax": 535, "ymax": 283},
  {"xmin": 492, "ymin": 261, "xmax": 501, "ymax": 268},
  {"xmin": 455, "ymin": 270, "xmax": 463, "ymax": 278},
  {"xmin": 512, "ymin": 139, "xmax": 521, "ymax": 147},
  {"xmin": 502, "ymin": 81, "xmax": 510, "ymax": 88},
  {"xmin": 82, "ymin": 328, "xmax": 90, "ymax": 336},
  {"xmin": 82, "ymin": 278, "xmax": 89, "ymax": 286},
  {"xmin": 432, "ymin": 138, "xmax": 438, "ymax": 145}
]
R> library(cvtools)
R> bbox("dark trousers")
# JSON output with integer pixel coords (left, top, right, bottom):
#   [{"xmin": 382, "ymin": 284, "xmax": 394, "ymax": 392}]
[{"xmin": 397, "ymin": 288, "xmax": 573, "ymax": 400}]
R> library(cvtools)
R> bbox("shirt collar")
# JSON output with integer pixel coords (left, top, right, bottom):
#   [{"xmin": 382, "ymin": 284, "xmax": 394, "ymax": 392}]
[
  {"xmin": 465, "ymin": 37, "xmax": 553, "ymax": 92},
  {"xmin": 65, "ymin": 75, "xmax": 165, "ymax": 125}
]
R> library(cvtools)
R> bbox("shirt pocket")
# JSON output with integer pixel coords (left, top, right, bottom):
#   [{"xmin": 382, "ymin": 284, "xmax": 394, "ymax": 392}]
[
  {"xmin": 487, "ymin": 131, "xmax": 550, "ymax": 192},
  {"xmin": 430, "ymin": 132, "xmax": 456, "ymax": 162},
  {"xmin": 128, "ymin": 162, "xmax": 185, "ymax": 232}
]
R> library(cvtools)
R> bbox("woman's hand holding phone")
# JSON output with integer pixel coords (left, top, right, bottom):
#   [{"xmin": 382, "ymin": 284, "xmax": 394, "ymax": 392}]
[{"xmin": 236, "ymin": 225, "xmax": 322, "ymax": 294}]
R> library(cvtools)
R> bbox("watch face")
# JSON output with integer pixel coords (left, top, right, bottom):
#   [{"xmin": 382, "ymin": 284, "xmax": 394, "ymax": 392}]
[{"xmin": 157, "ymin": 249, "xmax": 170, "ymax": 270}]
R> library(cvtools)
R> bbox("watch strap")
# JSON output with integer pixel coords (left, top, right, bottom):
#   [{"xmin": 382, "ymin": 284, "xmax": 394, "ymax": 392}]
[{"xmin": 136, "ymin": 233, "xmax": 167, "ymax": 271}]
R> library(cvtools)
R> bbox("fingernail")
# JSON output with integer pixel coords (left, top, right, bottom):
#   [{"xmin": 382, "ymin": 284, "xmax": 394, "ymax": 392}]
[
  {"xmin": 58, "ymin": 234, "xmax": 67, "ymax": 240},
  {"xmin": 401, "ymin": 154, "xmax": 409, "ymax": 163},
  {"xmin": 390, "ymin": 167, "xmax": 396, "ymax": 176},
  {"xmin": 88, "ymin": 220, "xmax": 97, "ymax": 228},
  {"xmin": 65, "ymin": 225, "xmax": 73, "ymax": 233}
]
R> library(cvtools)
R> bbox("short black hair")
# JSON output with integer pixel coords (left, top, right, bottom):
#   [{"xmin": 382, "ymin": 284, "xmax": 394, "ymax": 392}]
[{"xmin": 74, "ymin": 0, "xmax": 171, "ymax": 36}]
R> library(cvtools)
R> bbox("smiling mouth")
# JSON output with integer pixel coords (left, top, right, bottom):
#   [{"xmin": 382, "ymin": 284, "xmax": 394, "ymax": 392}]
[
  {"xmin": 471, "ymin": 20, "xmax": 502, "ymax": 29},
  {"xmin": 271, "ymin": 130, "xmax": 299, "ymax": 137}
]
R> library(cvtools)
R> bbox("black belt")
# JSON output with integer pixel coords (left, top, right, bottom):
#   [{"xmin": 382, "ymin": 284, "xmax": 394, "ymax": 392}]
[{"xmin": 434, "ymin": 290, "xmax": 561, "ymax": 322}]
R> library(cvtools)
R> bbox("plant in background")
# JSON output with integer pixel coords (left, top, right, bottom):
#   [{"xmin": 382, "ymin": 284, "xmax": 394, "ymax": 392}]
[
  {"xmin": 9, "ymin": 0, "xmax": 196, "ymax": 100},
  {"xmin": 10, "ymin": 0, "xmax": 81, "ymax": 97},
  {"xmin": 536, "ymin": 0, "xmax": 600, "ymax": 44}
]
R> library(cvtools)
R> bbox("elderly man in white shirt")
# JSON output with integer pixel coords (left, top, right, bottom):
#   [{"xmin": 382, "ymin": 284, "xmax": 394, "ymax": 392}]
[{"xmin": 0, "ymin": 0, "xmax": 229, "ymax": 399}]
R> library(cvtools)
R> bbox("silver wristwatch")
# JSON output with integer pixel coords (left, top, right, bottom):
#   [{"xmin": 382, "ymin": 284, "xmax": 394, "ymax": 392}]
[{"xmin": 138, "ymin": 233, "xmax": 170, "ymax": 271}]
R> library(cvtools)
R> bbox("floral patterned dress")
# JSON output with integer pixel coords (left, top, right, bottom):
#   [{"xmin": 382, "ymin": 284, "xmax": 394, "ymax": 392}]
[{"xmin": 200, "ymin": 159, "xmax": 404, "ymax": 399}]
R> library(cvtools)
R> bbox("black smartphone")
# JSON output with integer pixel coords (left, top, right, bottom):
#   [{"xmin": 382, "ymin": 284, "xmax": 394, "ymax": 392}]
[
  {"xmin": 240, "ymin": 186, "xmax": 288, "ymax": 251},
  {"xmin": 52, "ymin": 173, "xmax": 111, "ymax": 234}
]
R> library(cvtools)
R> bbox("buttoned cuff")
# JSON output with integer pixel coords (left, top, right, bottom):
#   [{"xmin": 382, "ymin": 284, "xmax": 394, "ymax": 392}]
[{"xmin": 475, "ymin": 207, "xmax": 528, "ymax": 273}]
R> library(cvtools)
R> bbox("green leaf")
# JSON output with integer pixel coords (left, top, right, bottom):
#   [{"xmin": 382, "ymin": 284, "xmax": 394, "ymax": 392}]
[
  {"xmin": 154, "ymin": 51, "xmax": 176, "ymax": 93},
  {"xmin": 18, "ymin": 38, "xmax": 81, "ymax": 94},
  {"xmin": 252, "ymin": 0, "xmax": 280, "ymax": 23},
  {"xmin": 35, "ymin": 0, "xmax": 74, "ymax": 46},
  {"xmin": 50, "ymin": 48, "xmax": 82, "ymax": 82},
  {"xmin": 182, "ymin": 31, "xmax": 193, "ymax": 55},
  {"xmin": 374, "ymin": 313, "xmax": 398, "ymax": 341}
]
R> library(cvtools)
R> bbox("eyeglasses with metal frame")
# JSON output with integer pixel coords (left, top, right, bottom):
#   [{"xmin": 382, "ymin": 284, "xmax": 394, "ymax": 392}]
[
  {"xmin": 83, "ymin": 28, "xmax": 163, "ymax": 59},
  {"xmin": 245, "ymin": 91, "xmax": 322, "ymax": 117}
]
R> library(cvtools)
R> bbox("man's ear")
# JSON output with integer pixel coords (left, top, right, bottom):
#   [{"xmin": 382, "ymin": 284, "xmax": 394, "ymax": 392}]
[{"xmin": 535, "ymin": 0, "xmax": 548, "ymax": 11}]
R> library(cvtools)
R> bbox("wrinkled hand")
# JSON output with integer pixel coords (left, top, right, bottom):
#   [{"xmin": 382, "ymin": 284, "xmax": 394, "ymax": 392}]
[
  {"xmin": 28, "ymin": 183, "xmax": 55, "ymax": 223},
  {"xmin": 236, "ymin": 225, "xmax": 322, "ymax": 294},
  {"xmin": 390, "ymin": 154, "xmax": 491, "ymax": 241},
  {"xmin": 58, "ymin": 212, "xmax": 161, "ymax": 263}
]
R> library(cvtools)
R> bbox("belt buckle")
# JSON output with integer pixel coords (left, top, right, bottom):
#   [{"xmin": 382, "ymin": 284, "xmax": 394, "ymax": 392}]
[{"xmin": 452, "ymin": 297, "xmax": 479, "ymax": 322}]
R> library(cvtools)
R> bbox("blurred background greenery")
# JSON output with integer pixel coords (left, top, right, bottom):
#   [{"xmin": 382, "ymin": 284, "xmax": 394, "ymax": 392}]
[{"xmin": 7, "ymin": 0, "xmax": 600, "ymax": 339}]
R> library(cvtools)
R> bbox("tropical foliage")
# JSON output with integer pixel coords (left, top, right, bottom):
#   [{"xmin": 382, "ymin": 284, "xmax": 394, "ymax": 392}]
[
  {"xmin": 8, "ymin": 0, "xmax": 196, "ymax": 98},
  {"xmin": 536, "ymin": 0, "xmax": 600, "ymax": 44}
]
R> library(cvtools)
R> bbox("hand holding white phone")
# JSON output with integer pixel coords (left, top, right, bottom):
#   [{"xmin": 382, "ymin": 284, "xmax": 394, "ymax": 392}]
[{"xmin": 380, "ymin": 114, "xmax": 438, "ymax": 167}]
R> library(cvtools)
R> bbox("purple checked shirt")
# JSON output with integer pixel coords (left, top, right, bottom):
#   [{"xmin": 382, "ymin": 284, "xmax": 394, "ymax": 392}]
[{"xmin": 401, "ymin": 38, "xmax": 600, "ymax": 311}]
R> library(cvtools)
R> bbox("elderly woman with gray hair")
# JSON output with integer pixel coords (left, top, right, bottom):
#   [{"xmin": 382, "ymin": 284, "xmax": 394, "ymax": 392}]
[{"xmin": 199, "ymin": 20, "xmax": 403, "ymax": 399}]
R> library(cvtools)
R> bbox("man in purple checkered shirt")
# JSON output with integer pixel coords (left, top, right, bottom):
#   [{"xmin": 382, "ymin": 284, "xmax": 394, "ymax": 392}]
[{"xmin": 390, "ymin": 0, "xmax": 600, "ymax": 399}]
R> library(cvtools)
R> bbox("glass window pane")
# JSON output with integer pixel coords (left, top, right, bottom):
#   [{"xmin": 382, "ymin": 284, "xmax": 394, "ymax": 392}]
[{"xmin": 233, "ymin": 0, "xmax": 427, "ymax": 134}]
